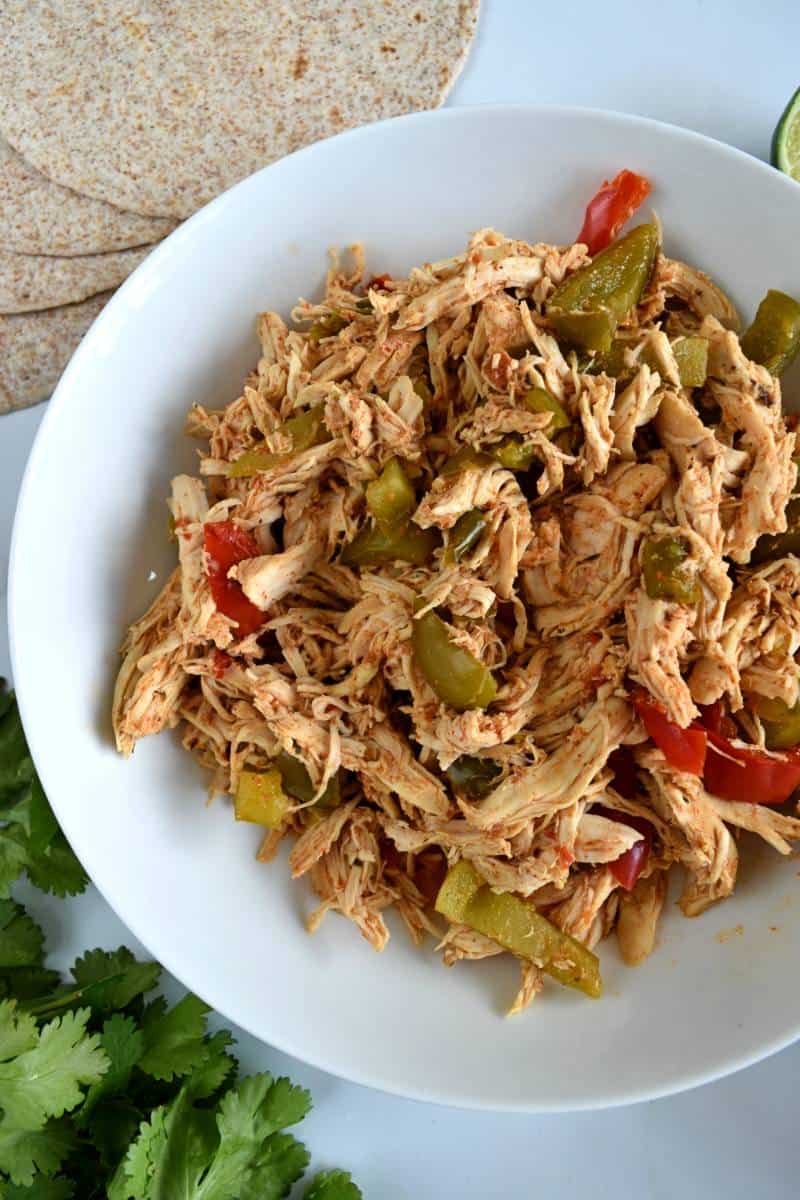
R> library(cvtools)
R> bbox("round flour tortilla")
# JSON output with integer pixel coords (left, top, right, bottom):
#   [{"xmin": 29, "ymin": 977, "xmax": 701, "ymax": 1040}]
[
  {"xmin": 0, "ymin": 292, "xmax": 110, "ymax": 414},
  {"xmin": 0, "ymin": 244, "xmax": 153, "ymax": 314},
  {"xmin": 0, "ymin": 138, "xmax": 176, "ymax": 256},
  {"xmin": 0, "ymin": 0, "xmax": 480, "ymax": 219}
]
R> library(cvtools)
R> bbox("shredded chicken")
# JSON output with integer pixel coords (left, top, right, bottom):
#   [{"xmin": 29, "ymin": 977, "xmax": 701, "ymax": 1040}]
[
  {"xmin": 113, "ymin": 212, "xmax": 800, "ymax": 1013},
  {"xmin": 617, "ymin": 872, "xmax": 667, "ymax": 965}
]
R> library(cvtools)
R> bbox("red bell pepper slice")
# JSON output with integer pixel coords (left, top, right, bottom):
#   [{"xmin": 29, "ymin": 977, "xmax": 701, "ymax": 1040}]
[
  {"xmin": 631, "ymin": 688, "xmax": 800, "ymax": 805},
  {"xmin": 211, "ymin": 649, "xmax": 233, "ymax": 679},
  {"xmin": 577, "ymin": 169, "xmax": 652, "ymax": 256},
  {"xmin": 703, "ymin": 731, "xmax": 800, "ymax": 806},
  {"xmin": 697, "ymin": 701, "xmax": 737, "ymax": 738},
  {"xmin": 607, "ymin": 747, "xmax": 639, "ymax": 799},
  {"xmin": 632, "ymin": 689, "xmax": 707, "ymax": 776},
  {"xmin": 204, "ymin": 520, "xmax": 264, "ymax": 637},
  {"xmin": 699, "ymin": 702, "xmax": 723, "ymax": 735},
  {"xmin": 593, "ymin": 804, "xmax": 652, "ymax": 892}
]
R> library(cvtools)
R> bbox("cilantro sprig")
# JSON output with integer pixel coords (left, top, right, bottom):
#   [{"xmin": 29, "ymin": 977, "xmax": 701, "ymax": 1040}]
[
  {"xmin": 0, "ymin": 684, "xmax": 87, "ymax": 900},
  {"xmin": 0, "ymin": 684, "xmax": 361, "ymax": 1199}
]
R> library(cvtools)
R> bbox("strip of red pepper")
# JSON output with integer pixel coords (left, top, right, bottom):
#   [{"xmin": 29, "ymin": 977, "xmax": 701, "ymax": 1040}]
[
  {"xmin": 697, "ymin": 701, "xmax": 737, "ymax": 738},
  {"xmin": 703, "ymin": 731, "xmax": 800, "ymax": 805},
  {"xmin": 212, "ymin": 649, "xmax": 233, "ymax": 679},
  {"xmin": 577, "ymin": 169, "xmax": 652, "ymax": 256},
  {"xmin": 632, "ymin": 690, "xmax": 707, "ymax": 776},
  {"xmin": 594, "ymin": 748, "xmax": 652, "ymax": 891},
  {"xmin": 594, "ymin": 805, "xmax": 652, "ymax": 892},
  {"xmin": 632, "ymin": 689, "xmax": 800, "ymax": 805},
  {"xmin": 607, "ymin": 746, "xmax": 639, "ymax": 800},
  {"xmin": 204, "ymin": 520, "xmax": 265, "ymax": 637}
]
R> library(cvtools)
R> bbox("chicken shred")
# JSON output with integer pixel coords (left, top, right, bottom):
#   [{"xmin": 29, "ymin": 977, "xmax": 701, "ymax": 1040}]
[{"xmin": 113, "ymin": 215, "xmax": 800, "ymax": 1013}]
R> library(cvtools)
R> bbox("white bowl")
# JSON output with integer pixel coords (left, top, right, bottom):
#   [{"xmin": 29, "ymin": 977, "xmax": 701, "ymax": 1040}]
[{"xmin": 10, "ymin": 106, "xmax": 800, "ymax": 1111}]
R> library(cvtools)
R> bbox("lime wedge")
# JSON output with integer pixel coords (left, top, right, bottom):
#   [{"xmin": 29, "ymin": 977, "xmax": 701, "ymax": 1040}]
[{"xmin": 772, "ymin": 86, "xmax": 800, "ymax": 180}]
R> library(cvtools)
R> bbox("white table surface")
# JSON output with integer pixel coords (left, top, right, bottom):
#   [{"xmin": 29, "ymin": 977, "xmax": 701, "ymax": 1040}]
[{"xmin": 4, "ymin": 2, "xmax": 800, "ymax": 1195}]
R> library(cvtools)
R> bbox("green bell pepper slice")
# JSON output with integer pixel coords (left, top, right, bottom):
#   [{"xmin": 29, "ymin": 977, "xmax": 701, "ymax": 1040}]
[
  {"xmin": 235, "ymin": 768, "xmax": 289, "ymax": 829},
  {"xmin": 435, "ymin": 861, "xmax": 602, "ymax": 998},
  {"xmin": 672, "ymin": 336, "xmax": 709, "ymax": 388},
  {"xmin": 308, "ymin": 310, "xmax": 348, "ymax": 341},
  {"xmin": 740, "ymin": 289, "xmax": 800, "ymax": 377},
  {"xmin": 440, "ymin": 446, "xmax": 495, "ymax": 477},
  {"xmin": 366, "ymin": 459, "xmax": 416, "ymax": 531},
  {"xmin": 549, "ymin": 309, "xmax": 618, "ymax": 354},
  {"xmin": 753, "ymin": 696, "xmax": 800, "ymax": 750},
  {"xmin": 485, "ymin": 387, "xmax": 569, "ymax": 470},
  {"xmin": 341, "ymin": 522, "xmax": 439, "ymax": 567},
  {"xmin": 490, "ymin": 437, "xmax": 537, "ymax": 471},
  {"xmin": 751, "ymin": 497, "xmax": 800, "ymax": 564},
  {"xmin": 412, "ymin": 609, "xmax": 496, "ymax": 710},
  {"xmin": 547, "ymin": 224, "xmax": 659, "ymax": 352},
  {"xmin": 274, "ymin": 751, "xmax": 341, "ymax": 809},
  {"xmin": 445, "ymin": 509, "xmax": 488, "ymax": 563},
  {"xmin": 523, "ymin": 386, "xmax": 570, "ymax": 435},
  {"xmin": 642, "ymin": 536, "xmax": 700, "ymax": 604},
  {"xmin": 592, "ymin": 334, "xmax": 707, "ymax": 388},
  {"xmin": 445, "ymin": 755, "xmax": 501, "ymax": 799},
  {"xmin": 590, "ymin": 337, "xmax": 633, "ymax": 379},
  {"xmin": 229, "ymin": 405, "xmax": 330, "ymax": 477}
]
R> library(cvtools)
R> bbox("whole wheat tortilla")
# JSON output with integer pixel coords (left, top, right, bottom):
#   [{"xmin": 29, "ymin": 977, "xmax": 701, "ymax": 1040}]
[
  {"xmin": 0, "ymin": 244, "xmax": 153, "ymax": 315},
  {"xmin": 0, "ymin": 292, "xmax": 110, "ymax": 414},
  {"xmin": 0, "ymin": 138, "xmax": 176, "ymax": 256},
  {"xmin": 0, "ymin": 0, "xmax": 480, "ymax": 219}
]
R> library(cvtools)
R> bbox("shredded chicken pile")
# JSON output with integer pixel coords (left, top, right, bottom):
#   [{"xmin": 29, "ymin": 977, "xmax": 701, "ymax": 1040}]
[{"xmin": 113, "ymin": 225, "xmax": 800, "ymax": 1013}]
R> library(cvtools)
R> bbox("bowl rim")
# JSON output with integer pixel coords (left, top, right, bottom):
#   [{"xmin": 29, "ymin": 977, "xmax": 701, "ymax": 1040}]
[{"xmin": 9, "ymin": 102, "xmax": 800, "ymax": 1113}]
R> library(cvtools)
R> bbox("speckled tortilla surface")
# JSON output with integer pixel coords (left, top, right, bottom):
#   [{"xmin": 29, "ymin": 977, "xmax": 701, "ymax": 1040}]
[
  {"xmin": 0, "ymin": 0, "xmax": 480, "ymax": 219},
  {"xmin": 0, "ymin": 244, "xmax": 152, "ymax": 314},
  {"xmin": 0, "ymin": 137, "xmax": 175, "ymax": 255},
  {"xmin": 0, "ymin": 292, "xmax": 111, "ymax": 413}
]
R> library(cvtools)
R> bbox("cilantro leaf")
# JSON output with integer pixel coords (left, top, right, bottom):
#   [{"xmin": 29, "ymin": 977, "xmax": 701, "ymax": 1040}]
[
  {"xmin": 0, "ymin": 901, "xmax": 45, "ymax": 969},
  {"xmin": 219, "ymin": 1074, "xmax": 313, "ymax": 1135},
  {"xmin": 0, "ymin": 1004, "xmax": 108, "ymax": 1129},
  {"xmin": 0, "ymin": 901, "xmax": 56, "ymax": 1004},
  {"xmin": 0, "ymin": 828, "xmax": 29, "ymax": 899},
  {"xmin": 138, "ymin": 994, "xmax": 210, "ymax": 1082},
  {"xmin": 0, "ymin": 688, "xmax": 33, "ymax": 801},
  {"xmin": 303, "ymin": 1170, "xmax": 363, "ymax": 1200},
  {"xmin": 107, "ymin": 1102, "xmax": 169, "ymax": 1200},
  {"xmin": 70, "ymin": 948, "xmax": 161, "ymax": 1014},
  {"xmin": 111, "ymin": 1087, "xmax": 219, "ymax": 1200},
  {"xmin": 193, "ymin": 1074, "xmax": 312, "ymax": 1199},
  {"xmin": 112, "ymin": 1072, "xmax": 312, "ymax": 1200},
  {"xmin": 25, "ymin": 831, "xmax": 88, "ymax": 899},
  {"xmin": 3, "ymin": 778, "xmax": 58, "ymax": 855},
  {"xmin": 0, "ymin": 687, "xmax": 87, "ymax": 899},
  {"xmin": 28, "ymin": 948, "xmax": 162, "ymax": 1021},
  {"xmin": 2, "ymin": 1177, "xmax": 75, "ymax": 1200},
  {"xmin": 0, "ymin": 1118, "xmax": 76, "ymax": 1186},
  {"xmin": 184, "ymin": 1030, "xmax": 237, "ymax": 1101},
  {"xmin": 0, "ymin": 966, "xmax": 61, "ymax": 1004},
  {"xmin": 77, "ymin": 1013, "xmax": 144, "ymax": 1123},
  {"xmin": 108, "ymin": 1029, "xmax": 237, "ymax": 1197},
  {"xmin": 0, "ymin": 683, "xmax": 359, "ymax": 1199},
  {"xmin": 241, "ymin": 1133, "xmax": 310, "ymax": 1200},
  {"xmin": 154, "ymin": 1103, "xmax": 220, "ymax": 1199},
  {"xmin": 0, "ymin": 997, "xmax": 38, "ymax": 1060},
  {"xmin": 84, "ymin": 1098, "xmax": 145, "ymax": 1169}
]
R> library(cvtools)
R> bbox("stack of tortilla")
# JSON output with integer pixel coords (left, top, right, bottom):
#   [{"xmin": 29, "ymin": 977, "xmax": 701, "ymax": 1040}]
[{"xmin": 0, "ymin": 0, "xmax": 479, "ymax": 414}]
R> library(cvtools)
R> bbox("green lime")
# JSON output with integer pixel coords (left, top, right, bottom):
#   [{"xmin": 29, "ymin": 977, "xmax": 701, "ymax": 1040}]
[{"xmin": 772, "ymin": 86, "xmax": 800, "ymax": 180}]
